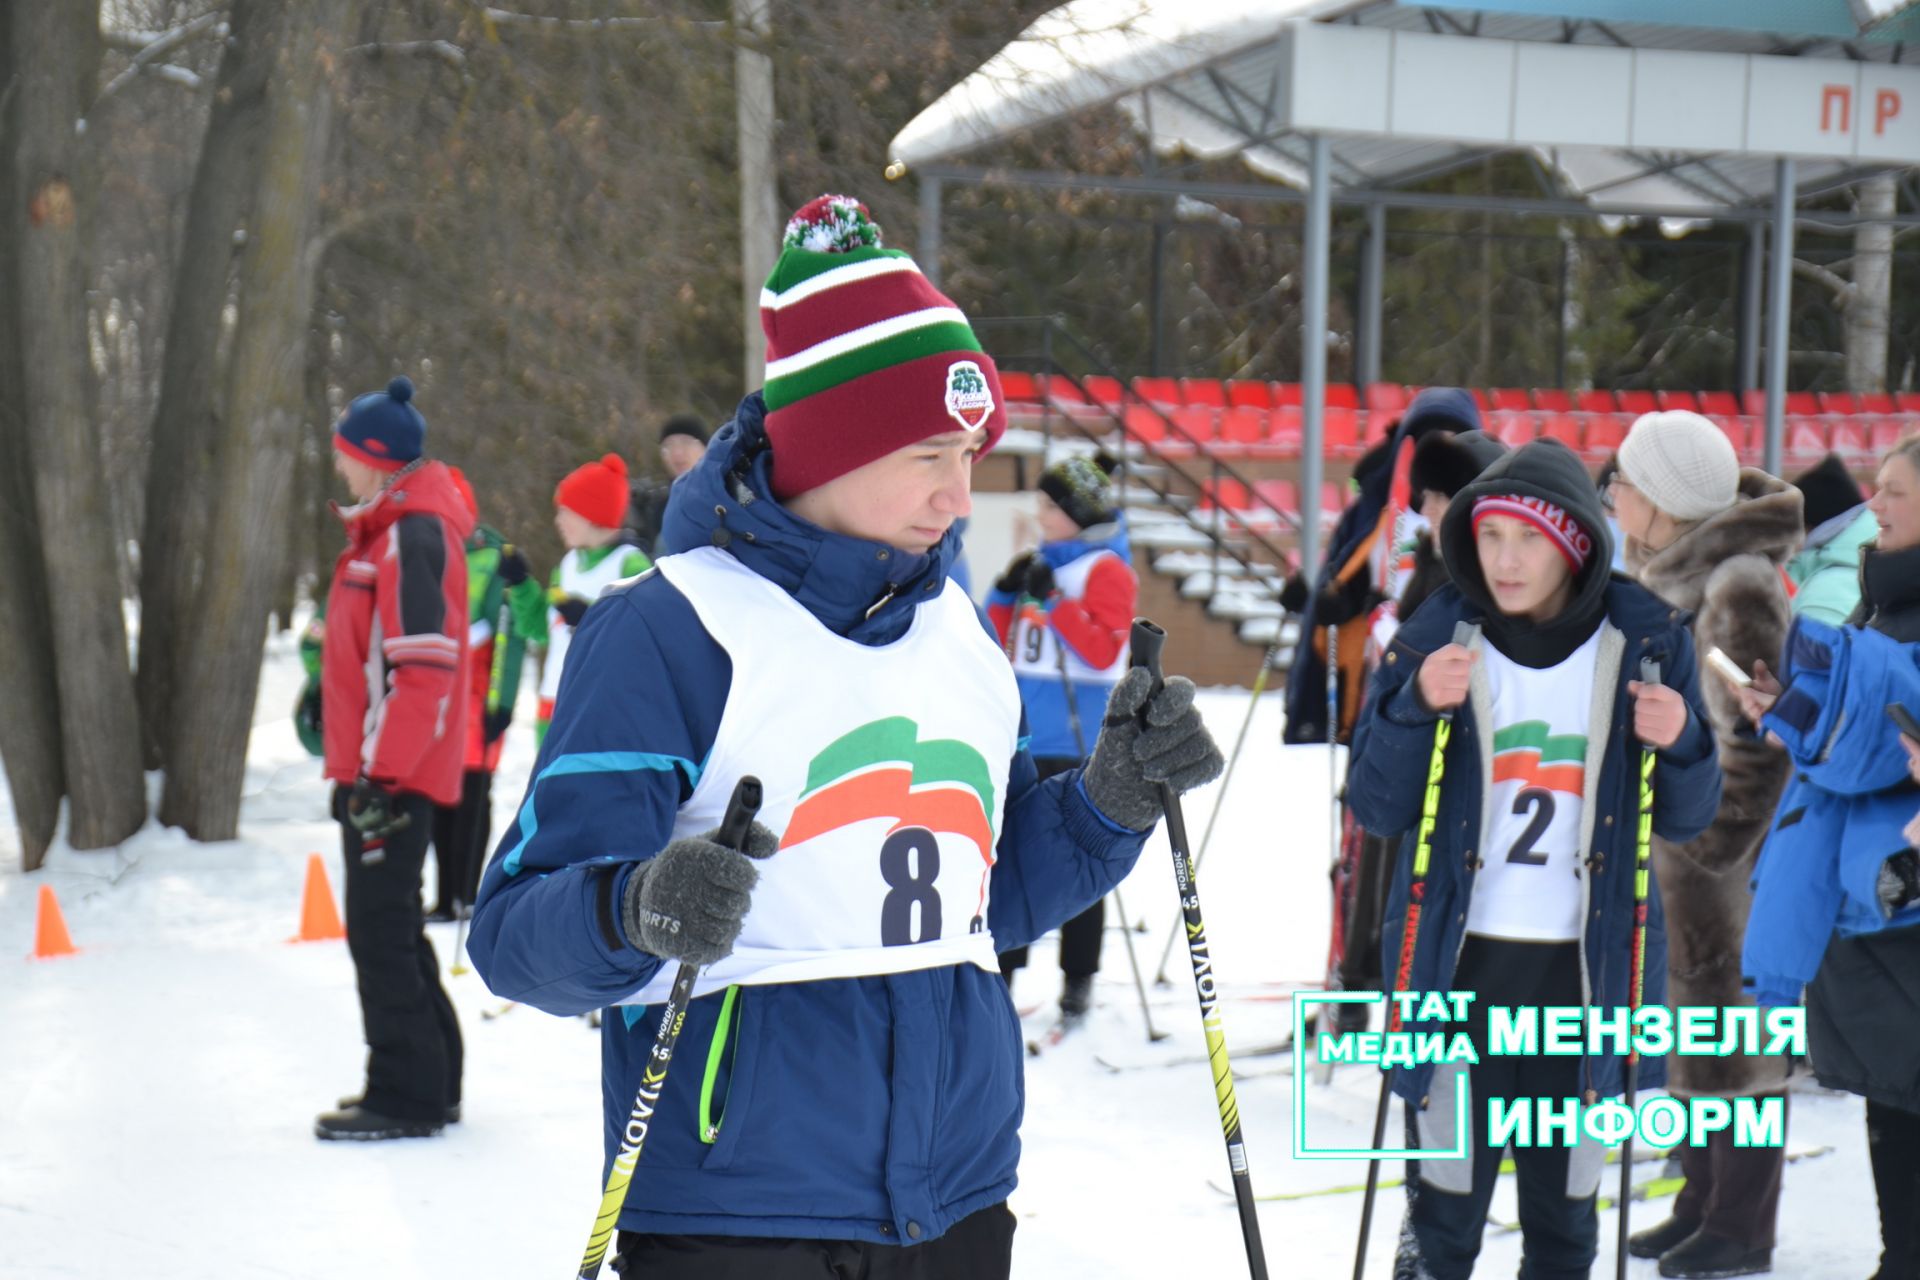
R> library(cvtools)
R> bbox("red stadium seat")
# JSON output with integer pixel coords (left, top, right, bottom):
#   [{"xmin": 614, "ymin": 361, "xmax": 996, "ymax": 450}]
[
  {"xmin": 1132, "ymin": 376, "xmax": 1182, "ymax": 407},
  {"xmin": 1122, "ymin": 404, "xmax": 1168, "ymax": 444},
  {"xmin": 1267, "ymin": 407, "xmax": 1303, "ymax": 456},
  {"xmin": 998, "ymin": 371, "xmax": 1040, "ymax": 403},
  {"xmin": 1655, "ymin": 390, "xmax": 1701, "ymax": 413},
  {"xmin": 1577, "ymin": 389, "xmax": 1618, "ymax": 414},
  {"xmin": 1319, "ymin": 482, "xmax": 1346, "ymax": 527},
  {"xmin": 1898, "ymin": 392, "xmax": 1920, "ymax": 414},
  {"xmin": 1364, "ymin": 383, "xmax": 1409, "ymax": 415},
  {"xmin": 1218, "ymin": 407, "xmax": 1267, "ymax": 444},
  {"xmin": 1181, "ymin": 378, "xmax": 1227, "ymax": 408},
  {"xmin": 1584, "ymin": 413, "xmax": 1628, "ymax": 457},
  {"xmin": 1226, "ymin": 380, "xmax": 1272, "ymax": 410},
  {"xmin": 1272, "ymin": 382, "xmax": 1305, "ymax": 408},
  {"xmin": 1322, "ymin": 406, "xmax": 1359, "ymax": 457},
  {"xmin": 1490, "ymin": 410, "xmax": 1536, "ymax": 448},
  {"xmin": 1616, "ymin": 389, "xmax": 1658, "ymax": 415},
  {"xmin": 1712, "ymin": 416, "xmax": 1750, "ymax": 456},
  {"xmin": 1081, "ymin": 375, "xmax": 1126, "ymax": 410},
  {"xmin": 1818, "ymin": 391, "xmax": 1862, "ymax": 415},
  {"xmin": 1038, "ymin": 374, "xmax": 1089, "ymax": 406},
  {"xmin": 1871, "ymin": 417, "xmax": 1910, "ymax": 454},
  {"xmin": 1741, "ymin": 390, "xmax": 1769, "ymax": 418},
  {"xmin": 1785, "ymin": 417, "xmax": 1830, "ymax": 463},
  {"xmin": 1198, "ymin": 477, "xmax": 1250, "ymax": 512},
  {"xmin": 1491, "ymin": 388, "xmax": 1532, "ymax": 412},
  {"xmin": 1469, "ymin": 388, "xmax": 1491, "ymax": 411},
  {"xmin": 1698, "ymin": 391, "xmax": 1740, "ymax": 416},
  {"xmin": 1540, "ymin": 413, "xmax": 1582, "ymax": 450},
  {"xmin": 1325, "ymin": 384, "xmax": 1359, "ymax": 410},
  {"xmin": 1533, "ymin": 389, "xmax": 1573, "ymax": 412},
  {"xmin": 1171, "ymin": 405, "xmax": 1217, "ymax": 442},
  {"xmin": 1830, "ymin": 418, "xmax": 1872, "ymax": 463},
  {"xmin": 1786, "ymin": 391, "xmax": 1820, "ymax": 415},
  {"xmin": 1859, "ymin": 392, "xmax": 1895, "ymax": 414},
  {"xmin": 1253, "ymin": 479, "xmax": 1299, "ymax": 519}
]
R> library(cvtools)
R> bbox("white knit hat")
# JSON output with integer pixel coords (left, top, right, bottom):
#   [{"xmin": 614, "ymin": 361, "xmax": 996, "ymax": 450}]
[{"xmin": 1617, "ymin": 410, "xmax": 1739, "ymax": 522}]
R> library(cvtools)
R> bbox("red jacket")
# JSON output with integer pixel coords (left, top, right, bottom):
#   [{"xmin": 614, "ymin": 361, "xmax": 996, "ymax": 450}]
[{"xmin": 322, "ymin": 460, "xmax": 475, "ymax": 806}]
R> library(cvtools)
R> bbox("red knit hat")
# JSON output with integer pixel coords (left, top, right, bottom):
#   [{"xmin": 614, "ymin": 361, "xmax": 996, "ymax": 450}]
[
  {"xmin": 758, "ymin": 194, "xmax": 1006, "ymax": 499},
  {"xmin": 555, "ymin": 453, "xmax": 629, "ymax": 529},
  {"xmin": 1471, "ymin": 492, "xmax": 1594, "ymax": 572}
]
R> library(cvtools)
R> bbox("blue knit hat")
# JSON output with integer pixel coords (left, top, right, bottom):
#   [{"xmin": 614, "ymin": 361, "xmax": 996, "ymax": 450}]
[{"xmin": 333, "ymin": 376, "xmax": 426, "ymax": 472}]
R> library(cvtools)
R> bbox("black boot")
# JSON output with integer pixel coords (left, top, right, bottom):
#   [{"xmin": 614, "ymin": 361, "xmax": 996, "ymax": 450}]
[
  {"xmin": 336, "ymin": 1092, "xmax": 460, "ymax": 1124},
  {"xmin": 315, "ymin": 1103, "xmax": 445, "ymax": 1141},
  {"xmin": 1657, "ymin": 1230, "xmax": 1771, "ymax": 1279},
  {"xmin": 1060, "ymin": 974, "xmax": 1094, "ymax": 1018},
  {"xmin": 1629, "ymin": 1216, "xmax": 1704, "ymax": 1260}
]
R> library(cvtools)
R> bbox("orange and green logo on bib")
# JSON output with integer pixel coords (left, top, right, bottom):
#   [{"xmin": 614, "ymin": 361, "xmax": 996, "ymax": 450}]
[
  {"xmin": 1492, "ymin": 721, "xmax": 1587, "ymax": 795},
  {"xmin": 782, "ymin": 716, "xmax": 999, "ymax": 866}
]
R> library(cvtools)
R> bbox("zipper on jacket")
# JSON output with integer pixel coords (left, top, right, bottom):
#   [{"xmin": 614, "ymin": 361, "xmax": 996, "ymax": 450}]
[{"xmin": 698, "ymin": 985, "xmax": 744, "ymax": 1144}]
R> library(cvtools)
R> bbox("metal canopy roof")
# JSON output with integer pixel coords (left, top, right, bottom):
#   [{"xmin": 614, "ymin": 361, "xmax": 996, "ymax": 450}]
[{"xmin": 887, "ymin": 0, "xmax": 1920, "ymax": 219}]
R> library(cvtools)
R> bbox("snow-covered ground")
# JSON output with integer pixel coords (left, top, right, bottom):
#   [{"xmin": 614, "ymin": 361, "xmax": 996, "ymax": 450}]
[{"xmin": 0, "ymin": 622, "xmax": 1880, "ymax": 1277}]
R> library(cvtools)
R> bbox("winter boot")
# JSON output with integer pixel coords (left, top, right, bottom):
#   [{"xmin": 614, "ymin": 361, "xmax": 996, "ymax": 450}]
[
  {"xmin": 1629, "ymin": 1217, "xmax": 1704, "ymax": 1260},
  {"xmin": 1657, "ymin": 1230, "xmax": 1771, "ymax": 1278},
  {"xmin": 336, "ymin": 1093, "xmax": 459, "ymax": 1124},
  {"xmin": 1060, "ymin": 974, "xmax": 1094, "ymax": 1018},
  {"xmin": 315, "ymin": 1104, "xmax": 446, "ymax": 1141}
]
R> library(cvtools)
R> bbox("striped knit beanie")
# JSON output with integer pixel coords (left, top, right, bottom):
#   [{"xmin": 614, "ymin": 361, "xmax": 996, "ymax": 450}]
[
  {"xmin": 1039, "ymin": 455, "xmax": 1117, "ymax": 530},
  {"xmin": 1471, "ymin": 492, "xmax": 1594, "ymax": 572},
  {"xmin": 759, "ymin": 194, "xmax": 1007, "ymax": 498}
]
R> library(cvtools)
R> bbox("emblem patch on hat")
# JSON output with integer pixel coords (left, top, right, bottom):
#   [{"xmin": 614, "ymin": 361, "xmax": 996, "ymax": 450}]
[{"xmin": 944, "ymin": 360, "xmax": 994, "ymax": 431}]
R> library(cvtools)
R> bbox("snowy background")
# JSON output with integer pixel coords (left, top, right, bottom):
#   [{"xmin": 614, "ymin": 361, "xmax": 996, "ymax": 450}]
[{"xmin": 0, "ymin": 619, "xmax": 1880, "ymax": 1277}]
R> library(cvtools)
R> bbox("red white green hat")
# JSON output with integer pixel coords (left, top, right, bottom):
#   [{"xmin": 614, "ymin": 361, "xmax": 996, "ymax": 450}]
[{"xmin": 758, "ymin": 194, "xmax": 1006, "ymax": 498}]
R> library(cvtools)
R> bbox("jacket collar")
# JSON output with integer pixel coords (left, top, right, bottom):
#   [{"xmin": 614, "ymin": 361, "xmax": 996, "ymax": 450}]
[{"xmin": 661, "ymin": 394, "xmax": 960, "ymax": 644}]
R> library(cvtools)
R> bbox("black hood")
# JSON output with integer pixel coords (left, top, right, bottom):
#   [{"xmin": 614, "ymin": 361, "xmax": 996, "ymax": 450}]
[
  {"xmin": 1438, "ymin": 437, "xmax": 1614, "ymax": 667},
  {"xmin": 1411, "ymin": 429, "xmax": 1507, "ymax": 505}
]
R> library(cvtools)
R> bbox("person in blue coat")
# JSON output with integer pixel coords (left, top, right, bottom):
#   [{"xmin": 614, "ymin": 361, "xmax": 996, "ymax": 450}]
[
  {"xmin": 467, "ymin": 194, "xmax": 1223, "ymax": 1278},
  {"xmin": 1348, "ymin": 438, "xmax": 1721, "ymax": 1280}
]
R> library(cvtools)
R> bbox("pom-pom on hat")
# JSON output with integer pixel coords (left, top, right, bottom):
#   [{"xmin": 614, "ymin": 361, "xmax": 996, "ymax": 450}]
[
  {"xmin": 1039, "ymin": 454, "xmax": 1119, "ymax": 530},
  {"xmin": 555, "ymin": 453, "xmax": 630, "ymax": 530},
  {"xmin": 758, "ymin": 194, "xmax": 1007, "ymax": 499},
  {"xmin": 1471, "ymin": 492, "xmax": 1594, "ymax": 573},
  {"xmin": 334, "ymin": 376, "xmax": 426, "ymax": 472}
]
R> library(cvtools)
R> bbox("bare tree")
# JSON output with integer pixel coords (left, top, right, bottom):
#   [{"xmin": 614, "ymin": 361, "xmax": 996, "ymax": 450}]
[
  {"xmin": 9, "ymin": 2, "xmax": 147, "ymax": 851},
  {"xmin": 161, "ymin": 0, "xmax": 357, "ymax": 839}
]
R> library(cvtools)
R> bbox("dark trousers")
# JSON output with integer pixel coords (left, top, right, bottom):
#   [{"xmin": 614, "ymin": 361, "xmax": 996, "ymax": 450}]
[
  {"xmin": 997, "ymin": 757, "xmax": 1103, "ymax": 980},
  {"xmin": 1669, "ymin": 1095, "xmax": 1787, "ymax": 1249},
  {"xmin": 1870, "ymin": 1099, "xmax": 1920, "ymax": 1280},
  {"xmin": 1399, "ymin": 938, "xmax": 1596, "ymax": 1280},
  {"xmin": 612, "ymin": 1202, "xmax": 1015, "ymax": 1279},
  {"xmin": 339, "ymin": 791, "xmax": 463, "ymax": 1122},
  {"xmin": 429, "ymin": 768, "xmax": 493, "ymax": 912}
]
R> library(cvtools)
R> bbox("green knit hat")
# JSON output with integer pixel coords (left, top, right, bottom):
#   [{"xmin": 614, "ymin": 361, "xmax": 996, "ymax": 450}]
[{"xmin": 757, "ymin": 194, "xmax": 1007, "ymax": 498}]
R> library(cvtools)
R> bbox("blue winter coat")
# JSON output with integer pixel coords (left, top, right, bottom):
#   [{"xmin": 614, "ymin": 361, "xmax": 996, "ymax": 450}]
[
  {"xmin": 1742, "ymin": 616, "xmax": 1920, "ymax": 1006},
  {"xmin": 984, "ymin": 519, "xmax": 1133, "ymax": 760},
  {"xmin": 1347, "ymin": 580, "xmax": 1722, "ymax": 1104},
  {"xmin": 468, "ymin": 394, "xmax": 1149, "ymax": 1246}
]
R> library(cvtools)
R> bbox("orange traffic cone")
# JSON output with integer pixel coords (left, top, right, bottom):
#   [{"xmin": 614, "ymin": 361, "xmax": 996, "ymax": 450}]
[
  {"xmin": 31, "ymin": 884, "xmax": 77, "ymax": 959},
  {"xmin": 290, "ymin": 852, "xmax": 345, "ymax": 943}
]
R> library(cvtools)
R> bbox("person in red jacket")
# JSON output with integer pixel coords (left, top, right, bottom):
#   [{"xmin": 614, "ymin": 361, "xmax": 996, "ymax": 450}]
[{"xmin": 315, "ymin": 376, "xmax": 472, "ymax": 1142}]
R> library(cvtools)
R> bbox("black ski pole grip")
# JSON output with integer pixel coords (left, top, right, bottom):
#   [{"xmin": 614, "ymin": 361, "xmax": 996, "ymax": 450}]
[
  {"xmin": 1128, "ymin": 618, "xmax": 1167, "ymax": 701},
  {"xmin": 715, "ymin": 777, "xmax": 763, "ymax": 854}
]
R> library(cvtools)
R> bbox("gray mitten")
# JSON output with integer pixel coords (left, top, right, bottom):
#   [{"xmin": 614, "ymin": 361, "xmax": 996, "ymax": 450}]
[
  {"xmin": 1878, "ymin": 848, "xmax": 1920, "ymax": 915},
  {"xmin": 1084, "ymin": 667, "xmax": 1225, "ymax": 831},
  {"xmin": 621, "ymin": 821, "xmax": 779, "ymax": 966}
]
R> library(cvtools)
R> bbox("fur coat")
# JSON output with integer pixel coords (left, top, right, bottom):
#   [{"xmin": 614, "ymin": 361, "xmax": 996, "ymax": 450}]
[{"xmin": 1626, "ymin": 469, "xmax": 1803, "ymax": 1097}]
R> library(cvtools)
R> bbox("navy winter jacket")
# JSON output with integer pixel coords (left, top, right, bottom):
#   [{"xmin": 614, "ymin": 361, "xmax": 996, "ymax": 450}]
[
  {"xmin": 468, "ymin": 395, "xmax": 1148, "ymax": 1245},
  {"xmin": 1346, "ymin": 440, "xmax": 1721, "ymax": 1105}
]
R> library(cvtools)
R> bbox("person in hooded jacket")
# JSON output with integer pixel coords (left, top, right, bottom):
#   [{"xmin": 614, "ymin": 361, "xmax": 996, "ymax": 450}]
[
  {"xmin": 1335, "ymin": 429, "xmax": 1505, "ymax": 1004},
  {"xmin": 986, "ymin": 454, "xmax": 1137, "ymax": 1019},
  {"xmin": 468, "ymin": 195, "xmax": 1223, "ymax": 1278},
  {"xmin": 1348, "ymin": 437, "xmax": 1721, "ymax": 1280},
  {"xmin": 315, "ymin": 377, "xmax": 472, "ymax": 1142},
  {"xmin": 1738, "ymin": 434, "xmax": 1920, "ymax": 1280},
  {"xmin": 1281, "ymin": 387, "xmax": 1485, "ymax": 745},
  {"xmin": 1606, "ymin": 411, "xmax": 1803, "ymax": 1279},
  {"xmin": 1787, "ymin": 451, "xmax": 1877, "ymax": 625}
]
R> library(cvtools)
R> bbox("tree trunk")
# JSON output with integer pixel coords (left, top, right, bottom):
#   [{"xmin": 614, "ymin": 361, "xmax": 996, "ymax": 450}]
[
  {"xmin": 135, "ymin": 0, "xmax": 275, "ymax": 770},
  {"xmin": 1847, "ymin": 173, "xmax": 1895, "ymax": 395},
  {"xmin": 0, "ymin": 4, "xmax": 69, "ymax": 869},
  {"xmin": 160, "ymin": 0, "xmax": 352, "ymax": 840},
  {"xmin": 11, "ymin": 2, "xmax": 146, "ymax": 851}
]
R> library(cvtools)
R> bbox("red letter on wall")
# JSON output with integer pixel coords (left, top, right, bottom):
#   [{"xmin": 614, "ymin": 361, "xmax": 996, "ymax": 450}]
[
  {"xmin": 1822, "ymin": 84, "xmax": 1852, "ymax": 133},
  {"xmin": 1877, "ymin": 88, "xmax": 1902, "ymax": 135}
]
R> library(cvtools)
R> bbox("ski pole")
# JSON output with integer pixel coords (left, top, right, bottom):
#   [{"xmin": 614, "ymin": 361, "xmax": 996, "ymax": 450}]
[
  {"xmin": 1313, "ymin": 623, "xmax": 1343, "ymax": 1086},
  {"xmin": 451, "ymin": 904, "xmax": 472, "ymax": 977},
  {"xmin": 1051, "ymin": 616, "xmax": 1165, "ymax": 1044},
  {"xmin": 1152, "ymin": 638, "xmax": 1283, "ymax": 987},
  {"xmin": 574, "ymin": 776, "xmax": 763, "ymax": 1280},
  {"xmin": 1616, "ymin": 658, "xmax": 1660, "ymax": 1280},
  {"xmin": 1353, "ymin": 620, "xmax": 1472, "ymax": 1280},
  {"xmin": 1129, "ymin": 618, "xmax": 1269, "ymax": 1280}
]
